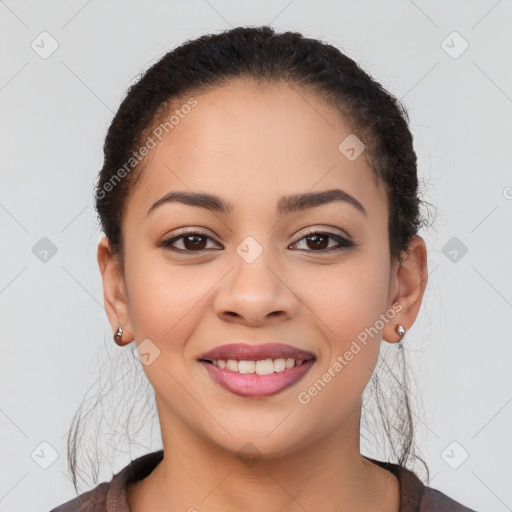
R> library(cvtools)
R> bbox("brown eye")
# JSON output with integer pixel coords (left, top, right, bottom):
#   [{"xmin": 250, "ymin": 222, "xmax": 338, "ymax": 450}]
[
  {"xmin": 182, "ymin": 234, "xmax": 208, "ymax": 251},
  {"xmin": 159, "ymin": 229, "xmax": 355, "ymax": 255},
  {"xmin": 159, "ymin": 231, "xmax": 221, "ymax": 253},
  {"xmin": 305, "ymin": 233, "xmax": 329, "ymax": 250},
  {"xmin": 290, "ymin": 231, "xmax": 355, "ymax": 253}
]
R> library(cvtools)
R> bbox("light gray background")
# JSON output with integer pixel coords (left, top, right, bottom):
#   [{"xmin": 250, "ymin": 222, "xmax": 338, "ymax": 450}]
[{"xmin": 1, "ymin": 1, "xmax": 511, "ymax": 511}]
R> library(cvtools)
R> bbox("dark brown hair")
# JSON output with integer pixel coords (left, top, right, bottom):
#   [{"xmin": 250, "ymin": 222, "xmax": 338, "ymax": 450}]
[{"xmin": 68, "ymin": 25, "xmax": 432, "ymax": 493}]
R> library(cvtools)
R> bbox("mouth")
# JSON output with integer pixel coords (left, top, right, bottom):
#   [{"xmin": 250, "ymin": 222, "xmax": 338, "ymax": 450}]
[{"xmin": 197, "ymin": 343, "xmax": 316, "ymax": 398}]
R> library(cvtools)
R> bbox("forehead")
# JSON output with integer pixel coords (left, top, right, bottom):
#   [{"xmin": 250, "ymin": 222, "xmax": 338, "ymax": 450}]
[{"xmin": 125, "ymin": 80, "xmax": 386, "ymax": 224}]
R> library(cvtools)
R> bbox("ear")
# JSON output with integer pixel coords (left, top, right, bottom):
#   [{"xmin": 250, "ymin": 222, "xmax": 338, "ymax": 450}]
[
  {"xmin": 97, "ymin": 236, "xmax": 134, "ymax": 342},
  {"xmin": 383, "ymin": 235, "xmax": 428, "ymax": 343}
]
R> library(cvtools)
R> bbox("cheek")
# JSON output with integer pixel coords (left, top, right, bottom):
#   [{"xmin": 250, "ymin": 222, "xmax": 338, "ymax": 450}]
[
  {"xmin": 124, "ymin": 248, "xmax": 212, "ymax": 345},
  {"xmin": 298, "ymin": 254, "xmax": 390, "ymax": 352},
  {"xmin": 291, "ymin": 248, "xmax": 391, "ymax": 419},
  {"xmin": 294, "ymin": 267, "xmax": 387, "ymax": 428},
  {"xmin": 123, "ymin": 253, "xmax": 214, "ymax": 400}
]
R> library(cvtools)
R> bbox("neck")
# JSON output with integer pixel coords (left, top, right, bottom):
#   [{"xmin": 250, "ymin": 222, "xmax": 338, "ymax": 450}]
[{"xmin": 127, "ymin": 403, "xmax": 400, "ymax": 512}]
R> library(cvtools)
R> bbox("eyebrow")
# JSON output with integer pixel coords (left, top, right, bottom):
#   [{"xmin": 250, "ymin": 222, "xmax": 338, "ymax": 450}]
[{"xmin": 147, "ymin": 188, "xmax": 367, "ymax": 218}]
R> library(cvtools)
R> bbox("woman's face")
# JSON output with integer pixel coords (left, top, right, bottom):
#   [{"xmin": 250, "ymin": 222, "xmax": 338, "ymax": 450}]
[{"xmin": 101, "ymin": 80, "xmax": 409, "ymax": 458}]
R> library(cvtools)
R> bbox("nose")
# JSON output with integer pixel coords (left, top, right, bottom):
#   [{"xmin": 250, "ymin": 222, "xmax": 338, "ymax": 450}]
[{"xmin": 214, "ymin": 250, "xmax": 300, "ymax": 327}]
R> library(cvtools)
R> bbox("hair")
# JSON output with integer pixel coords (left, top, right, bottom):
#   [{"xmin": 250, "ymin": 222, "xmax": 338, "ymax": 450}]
[{"xmin": 67, "ymin": 25, "xmax": 434, "ymax": 493}]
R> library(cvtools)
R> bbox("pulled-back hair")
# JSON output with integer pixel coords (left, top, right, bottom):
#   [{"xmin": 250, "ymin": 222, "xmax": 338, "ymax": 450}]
[{"xmin": 68, "ymin": 25, "xmax": 432, "ymax": 493}]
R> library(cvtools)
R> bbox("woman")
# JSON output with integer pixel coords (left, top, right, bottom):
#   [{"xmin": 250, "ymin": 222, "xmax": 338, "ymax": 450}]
[{"xmin": 50, "ymin": 25, "xmax": 476, "ymax": 511}]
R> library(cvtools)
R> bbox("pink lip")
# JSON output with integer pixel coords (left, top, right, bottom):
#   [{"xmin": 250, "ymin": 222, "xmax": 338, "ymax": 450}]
[
  {"xmin": 198, "ymin": 342, "xmax": 316, "ymax": 361},
  {"xmin": 199, "ymin": 359, "xmax": 315, "ymax": 398}
]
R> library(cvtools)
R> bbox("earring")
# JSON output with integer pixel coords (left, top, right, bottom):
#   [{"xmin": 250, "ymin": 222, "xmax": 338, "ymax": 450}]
[
  {"xmin": 113, "ymin": 327, "xmax": 130, "ymax": 346},
  {"xmin": 395, "ymin": 324, "xmax": 405, "ymax": 343}
]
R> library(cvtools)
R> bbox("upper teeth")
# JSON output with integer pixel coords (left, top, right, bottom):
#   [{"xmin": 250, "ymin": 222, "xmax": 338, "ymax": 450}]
[{"xmin": 212, "ymin": 358, "xmax": 307, "ymax": 375}]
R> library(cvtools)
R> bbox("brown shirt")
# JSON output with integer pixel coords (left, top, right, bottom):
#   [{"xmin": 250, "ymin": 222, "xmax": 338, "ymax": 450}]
[{"xmin": 49, "ymin": 450, "xmax": 477, "ymax": 511}]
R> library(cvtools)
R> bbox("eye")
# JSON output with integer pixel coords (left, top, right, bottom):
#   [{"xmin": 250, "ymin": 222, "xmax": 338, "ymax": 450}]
[
  {"xmin": 158, "ymin": 230, "xmax": 221, "ymax": 253},
  {"xmin": 289, "ymin": 230, "xmax": 355, "ymax": 253},
  {"xmin": 158, "ymin": 229, "xmax": 355, "ymax": 254}
]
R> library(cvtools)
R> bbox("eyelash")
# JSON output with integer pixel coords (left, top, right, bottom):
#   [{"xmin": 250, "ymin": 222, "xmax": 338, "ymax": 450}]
[{"xmin": 158, "ymin": 228, "xmax": 355, "ymax": 254}]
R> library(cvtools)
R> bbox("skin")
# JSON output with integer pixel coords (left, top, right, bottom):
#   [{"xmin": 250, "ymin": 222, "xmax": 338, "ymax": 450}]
[{"xmin": 98, "ymin": 79, "xmax": 427, "ymax": 512}]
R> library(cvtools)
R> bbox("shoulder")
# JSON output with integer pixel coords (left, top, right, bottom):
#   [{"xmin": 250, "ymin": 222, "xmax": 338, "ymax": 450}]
[
  {"xmin": 420, "ymin": 486, "xmax": 478, "ymax": 512},
  {"xmin": 48, "ymin": 450, "xmax": 164, "ymax": 512},
  {"xmin": 48, "ymin": 482, "xmax": 109, "ymax": 512},
  {"xmin": 363, "ymin": 455, "xmax": 478, "ymax": 512}
]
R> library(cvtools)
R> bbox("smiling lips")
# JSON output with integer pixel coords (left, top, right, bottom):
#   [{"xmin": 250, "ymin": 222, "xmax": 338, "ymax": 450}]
[{"xmin": 198, "ymin": 343, "xmax": 316, "ymax": 398}]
